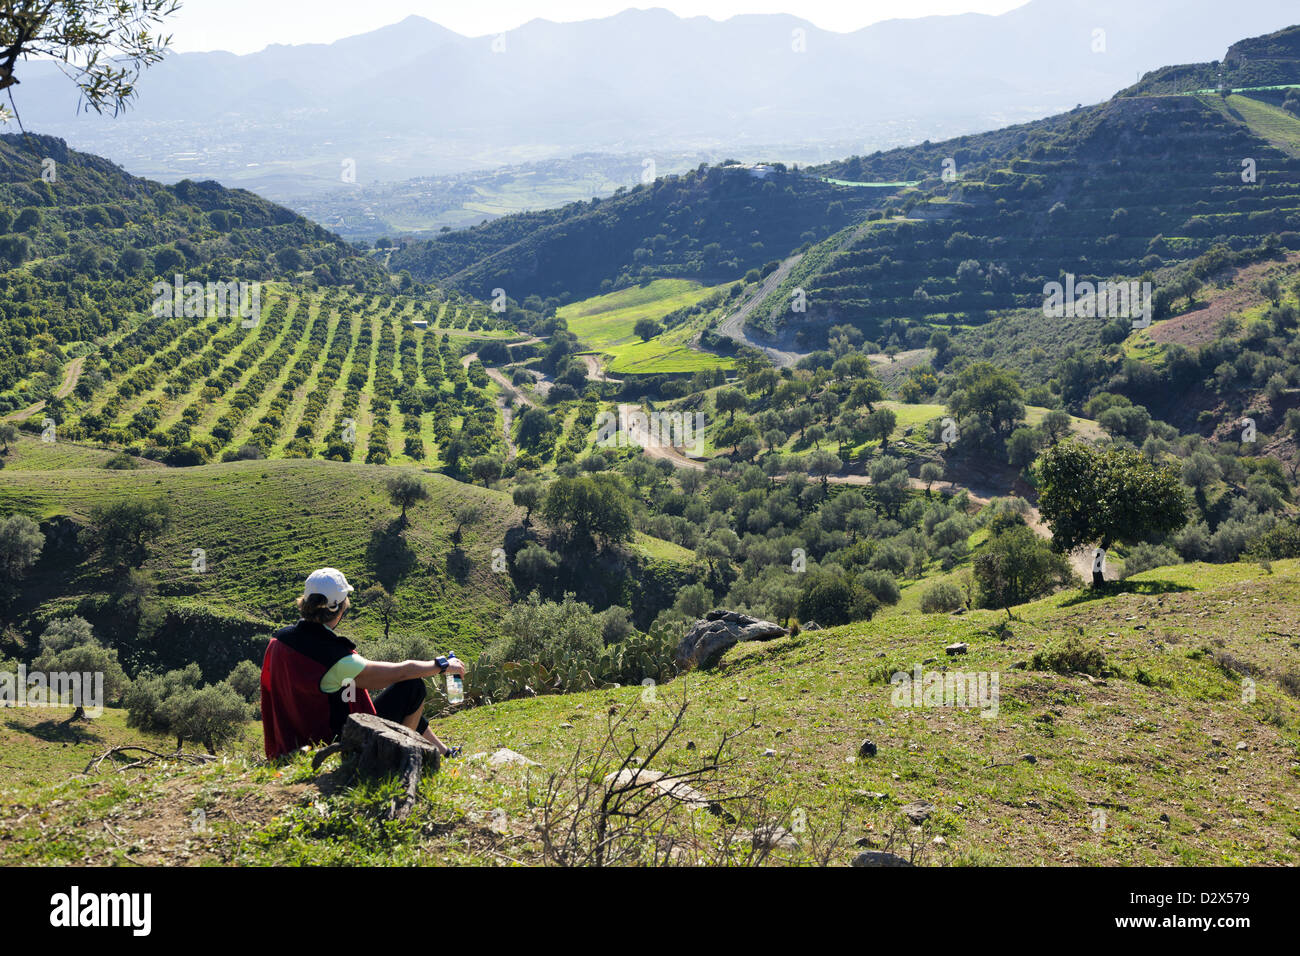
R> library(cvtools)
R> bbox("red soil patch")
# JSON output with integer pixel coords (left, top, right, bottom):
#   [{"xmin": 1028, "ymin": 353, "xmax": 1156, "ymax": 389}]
[{"xmin": 1148, "ymin": 252, "xmax": 1300, "ymax": 348}]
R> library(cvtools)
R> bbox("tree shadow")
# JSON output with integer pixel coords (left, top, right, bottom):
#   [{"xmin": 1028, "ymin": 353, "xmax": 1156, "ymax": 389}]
[
  {"xmin": 366, "ymin": 520, "xmax": 417, "ymax": 592},
  {"xmin": 1058, "ymin": 580, "xmax": 1195, "ymax": 607},
  {"xmin": 446, "ymin": 548, "xmax": 473, "ymax": 583},
  {"xmin": 4, "ymin": 715, "xmax": 104, "ymax": 745}
]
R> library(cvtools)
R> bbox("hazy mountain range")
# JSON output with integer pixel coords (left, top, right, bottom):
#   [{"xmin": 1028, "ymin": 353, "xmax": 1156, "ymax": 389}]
[{"xmin": 10, "ymin": 0, "xmax": 1300, "ymax": 208}]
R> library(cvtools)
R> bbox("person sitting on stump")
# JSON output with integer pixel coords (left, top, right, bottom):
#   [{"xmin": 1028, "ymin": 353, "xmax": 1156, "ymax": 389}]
[{"xmin": 260, "ymin": 567, "xmax": 464, "ymax": 760}]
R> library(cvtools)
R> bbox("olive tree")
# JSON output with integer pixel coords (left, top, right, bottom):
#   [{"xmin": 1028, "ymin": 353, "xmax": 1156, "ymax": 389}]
[{"xmin": 1036, "ymin": 441, "xmax": 1187, "ymax": 588}]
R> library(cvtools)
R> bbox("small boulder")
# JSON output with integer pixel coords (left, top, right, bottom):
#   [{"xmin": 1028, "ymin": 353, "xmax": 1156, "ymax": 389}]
[
  {"xmin": 858, "ymin": 740, "xmax": 878, "ymax": 759},
  {"xmin": 746, "ymin": 825, "xmax": 798, "ymax": 850},
  {"xmin": 851, "ymin": 850, "xmax": 912, "ymax": 867},
  {"xmin": 945, "ymin": 642, "xmax": 969, "ymax": 656},
  {"xmin": 901, "ymin": 800, "xmax": 933, "ymax": 824},
  {"xmin": 473, "ymin": 748, "xmax": 539, "ymax": 768}
]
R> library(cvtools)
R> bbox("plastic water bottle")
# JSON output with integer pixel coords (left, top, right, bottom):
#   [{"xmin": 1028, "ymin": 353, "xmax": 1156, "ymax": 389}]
[{"xmin": 445, "ymin": 652, "xmax": 464, "ymax": 705}]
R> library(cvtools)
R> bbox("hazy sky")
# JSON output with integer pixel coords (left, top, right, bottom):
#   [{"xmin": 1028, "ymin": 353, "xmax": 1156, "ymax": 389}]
[{"xmin": 169, "ymin": 1, "xmax": 1029, "ymax": 53}]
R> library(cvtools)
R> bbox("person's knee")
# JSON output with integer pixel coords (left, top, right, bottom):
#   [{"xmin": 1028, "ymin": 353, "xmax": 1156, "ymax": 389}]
[
  {"xmin": 393, "ymin": 677, "xmax": 426, "ymax": 713},
  {"xmin": 398, "ymin": 676, "xmax": 426, "ymax": 702}
]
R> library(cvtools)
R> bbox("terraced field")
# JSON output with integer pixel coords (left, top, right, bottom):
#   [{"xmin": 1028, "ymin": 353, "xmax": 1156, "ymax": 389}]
[
  {"xmin": 776, "ymin": 95, "xmax": 1300, "ymax": 338},
  {"xmin": 1221, "ymin": 93, "xmax": 1300, "ymax": 154}
]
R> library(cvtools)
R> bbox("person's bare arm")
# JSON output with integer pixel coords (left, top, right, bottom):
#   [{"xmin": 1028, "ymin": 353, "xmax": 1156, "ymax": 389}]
[{"xmin": 353, "ymin": 657, "xmax": 465, "ymax": 692}]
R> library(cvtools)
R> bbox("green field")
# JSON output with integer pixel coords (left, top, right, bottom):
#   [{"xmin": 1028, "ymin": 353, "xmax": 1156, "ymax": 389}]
[
  {"xmin": 1222, "ymin": 94, "xmax": 1300, "ymax": 154},
  {"xmin": 558, "ymin": 279, "xmax": 735, "ymax": 375}
]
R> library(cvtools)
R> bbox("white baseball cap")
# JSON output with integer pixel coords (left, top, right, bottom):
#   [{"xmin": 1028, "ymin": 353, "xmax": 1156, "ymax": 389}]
[{"xmin": 303, "ymin": 568, "xmax": 354, "ymax": 611}]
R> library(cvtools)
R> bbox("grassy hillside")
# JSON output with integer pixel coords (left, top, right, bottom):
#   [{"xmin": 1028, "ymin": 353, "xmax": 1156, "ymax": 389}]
[
  {"xmin": 0, "ymin": 432, "xmax": 696, "ymax": 676},
  {"xmin": 389, "ymin": 163, "xmax": 894, "ymax": 303},
  {"xmin": 3, "ymin": 559, "xmax": 1296, "ymax": 866},
  {"xmin": 0, "ymin": 438, "xmax": 523, "ymax": 673}
]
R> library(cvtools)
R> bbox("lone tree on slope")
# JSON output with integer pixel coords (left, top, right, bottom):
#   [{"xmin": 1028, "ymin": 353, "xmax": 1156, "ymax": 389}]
[{"xmin": 1035, "ymin": 441, "xmax": 1187, "ymax": 588}]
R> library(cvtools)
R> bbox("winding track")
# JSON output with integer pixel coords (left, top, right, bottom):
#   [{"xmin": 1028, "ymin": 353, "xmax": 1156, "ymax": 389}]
[
  {"xmin": 616, "ymin": 401, "xmax": 1112, "ymax": 581},
  {"xmin": 717, "ymin": 254, "xmax": 805, "ymax": 367},
  {"xmin": 460, "ymin": 337, "xmax": 542, "ymax": 460},
  {"xmin": 718, "ymin": 217, "xmax": 887, "ymax": 368},
  {"xmin": 5, "ymin": 356, "xmax": 86, "ymax": 423}
]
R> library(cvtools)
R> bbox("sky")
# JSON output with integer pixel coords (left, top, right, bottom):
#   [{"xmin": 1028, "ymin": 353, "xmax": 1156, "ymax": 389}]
[{"xmin": 168, "ymin": 1, "xmax": 1030, "ymax": 53}]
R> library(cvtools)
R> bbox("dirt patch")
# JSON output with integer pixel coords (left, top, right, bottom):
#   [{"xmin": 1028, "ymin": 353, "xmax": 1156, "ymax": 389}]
[
  {"xmin": 99, "ymin": 769, "xmax": 311, "ymax": 866},
  {"xmin": 1148, "ymin": 252, "xmax": 1300, "ymax": 349}
]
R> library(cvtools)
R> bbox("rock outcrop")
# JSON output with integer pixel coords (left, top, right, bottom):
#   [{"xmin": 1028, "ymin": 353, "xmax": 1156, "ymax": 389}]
[{"xmin": 673, "ymin": 610, "xmax": 788, "ymax": 669}]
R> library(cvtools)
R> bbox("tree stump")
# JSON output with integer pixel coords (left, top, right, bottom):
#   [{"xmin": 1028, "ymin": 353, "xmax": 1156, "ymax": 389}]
[{"xmin": 311, "ymin": 713, "xmax": 441, "ymax": 819}]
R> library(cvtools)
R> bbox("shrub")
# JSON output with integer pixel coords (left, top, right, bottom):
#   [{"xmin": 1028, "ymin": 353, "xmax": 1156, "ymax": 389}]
[
  {"xmin": 857, "ymin": 569, "xmax": 901, "ymax": 606},
  {"xmin": 31, "ymin": 617, "xmax": 130, "ymax": 703},
  {"xmin": 1121, "ymin": 543, "xmax": 1183, "ymax": 579},
  {"xmin": 225, "ymin": 659, "xmax": 262, "ymax": 702},
  {"xmin": 919, "ymin": 580, "xmax": 965, "ymax": 613},
  {"xmin": 489, "ymin": 592, "xmax": 605, "ymax": 669},
  {"xmin": 1031, "ymin": 636, "xmax": 1109, "ymax": 676},
  {"xmin": 0, "ymin": 513, "xmax": 44, "ymax": 582},
  {"xmin": 973, "ymin": 524, "xmax": 1075, "ymax": 611},
  {"xmin": 157, "ymin": 682, "xmax": 251, "ymax": 754}
]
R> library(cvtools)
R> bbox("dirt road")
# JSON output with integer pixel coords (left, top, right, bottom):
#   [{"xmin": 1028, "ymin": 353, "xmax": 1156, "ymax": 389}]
[
  {"xmin": 461, "ymin": 346, "xmax": 540, "ymax": 460},
  {"xmin": 615, "ymin": 401, "xmax": 1113, "ymax": 581},
  {"xmin": 717, "ymin": 254, "xmax": 805, "ymax": 367},
  {"xmin": 5, "ymin": 355, "xmax": 87, "ymax": 423}
]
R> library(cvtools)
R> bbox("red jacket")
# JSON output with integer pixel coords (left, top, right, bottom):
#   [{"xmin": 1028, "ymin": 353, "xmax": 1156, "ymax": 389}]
[{"xmin": 260, "ymin": 620, "xmax": 376, "ymax": 759}]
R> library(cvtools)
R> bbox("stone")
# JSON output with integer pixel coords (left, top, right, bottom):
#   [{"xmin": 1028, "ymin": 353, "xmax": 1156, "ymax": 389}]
[
  {"xmin": 945, "ymin": 642, "xmax": 969, "ymax": 656},
  {"xmin": 1021, "ymin": 753, "xmax": 1037, "ymax": 764},
  {"xmin": 858, "ymin": 740, "xmax": 878, "ymax": 759},
  {"xmin": 802, "ymin": 621, "xmax": 823, "ymax": 631},
  {"xmin": 673, "ymin": 610, "xmax": 788, "ymax": 668},
  {"xmin": 851, "ymin": 850, "xmax": 912, "ymax": 867},
  {"xmin": 901, "ymin": 800, "xmax": 934, "ymax": 824},
  {"xmin": 745, "ymin": 825, "xmax": 798, "ymax": 850},
  {"xmin": 472, "ymin": 747, "xmax": 539, "ymax": 768},
  {"xmin": 603, "ymin": 768, "xmax": 713, "ymax": 811}
]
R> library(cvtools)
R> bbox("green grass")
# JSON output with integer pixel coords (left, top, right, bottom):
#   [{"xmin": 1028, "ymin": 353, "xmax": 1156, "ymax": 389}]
[
  {"xmin": 0, "ymin": 438, "xmax": 522, "ymax": 659},
  {"xmin": 1224, "ymin": 94, "xmax": 1300, "ymax": 154},
  {"xmin": 558, "ymin": 279, "xmax": 735, "ymax": 375},
  {"xmin": 3, "ymin": 558, "xmax": 1298, "ymax": 865}
]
